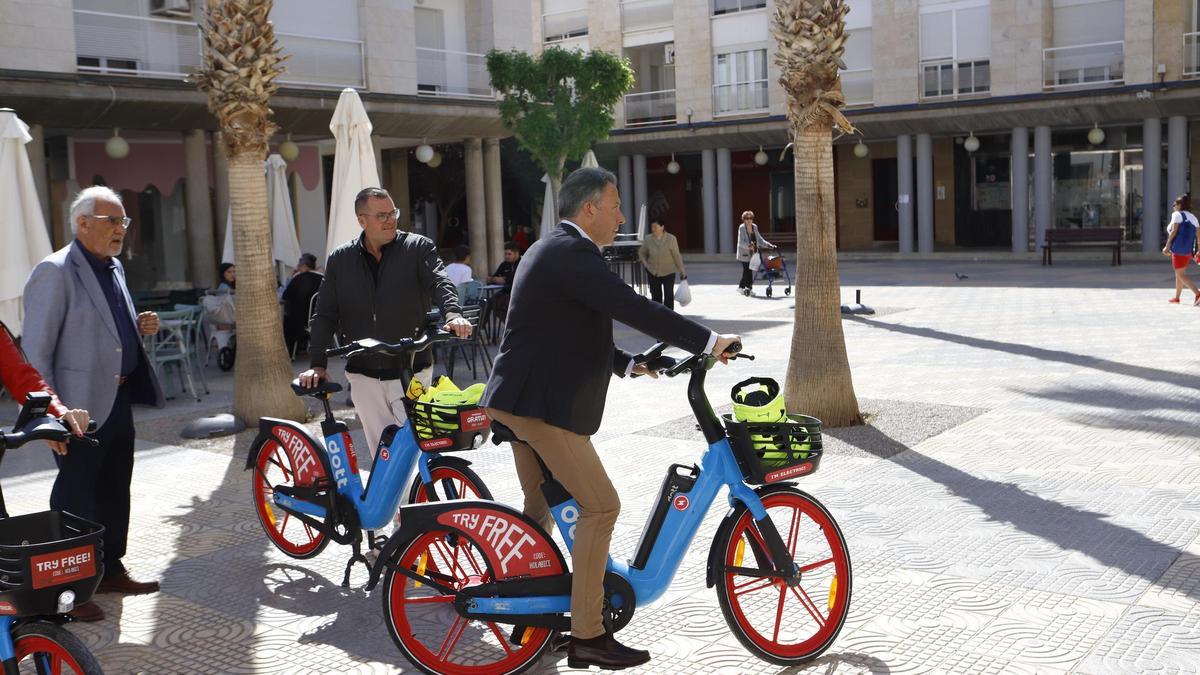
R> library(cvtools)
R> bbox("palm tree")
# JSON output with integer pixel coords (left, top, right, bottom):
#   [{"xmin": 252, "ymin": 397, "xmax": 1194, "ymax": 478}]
[
  {"xmin": 772, "ymin": 0, "xmax": 862, "ymax": 427},
  {"xmin": 193, "ymin": 0, "xmax": 303, "ymax": 423}
]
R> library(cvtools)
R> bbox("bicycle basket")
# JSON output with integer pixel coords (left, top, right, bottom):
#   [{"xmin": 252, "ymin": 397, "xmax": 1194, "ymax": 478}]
[
  {"xmin": 723, "ymin": 413, "xmax": 823, "ymax": 484},
  {"xmin": 0, "ymin": 511, "xmax": 104, "ymax": 615},
  {"xmin": 407, "ymin": 399, "xmax": 492, "ymax": 452}
]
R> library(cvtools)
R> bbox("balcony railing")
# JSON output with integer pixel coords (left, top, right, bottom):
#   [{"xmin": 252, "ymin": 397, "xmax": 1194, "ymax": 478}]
[
  {"xmin": 625, "ymin": 89, "xmax": 676, "ymax": 127},
  {"xmin": 416, "ymin": 47, "xmax": 494, "ymax": 100},
  {"xmin": 919, "ymin": 58, "xmax": 990, "ymax": 100},
  {"xmin": 543, "ymin": 7, "xmax": 588, "ymax": 43},
  {"xmin": 620, "ymin": 0, "xmax": 673, "ymax": 34},
  {"xmin": 1043, "ymin": 41, "xmax": 1124, "ymax": 90},
  {"xmin": 713, "ymin": 80, "xmax": 768, "ymax": 115},
  {"xmin": 841, "ymin": 68, "xmax": 873, "ymax": 106},
  {"xmin": 1186, "ymin": 32, "xmax": 1200, "ymax": 77},
  {"xmin": 73, "ymin": 10, "xmax": 365, "ymax": 89}
]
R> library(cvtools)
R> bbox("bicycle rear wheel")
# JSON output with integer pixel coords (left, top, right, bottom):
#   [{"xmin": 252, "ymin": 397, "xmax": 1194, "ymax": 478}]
[
  {"xmin": 715, "ymin": 487, "xmax": 851, "ymax": 665},
  {"xmin": 12, "ymin": 621, "xmax": 103, "ymax": 674},
  {"xmin": 251, "ymin": 436, "xmax": 329, "ymax": 559},
  {"xmin": 383, "ymin": 528, "xmax": 554, "ymax": 675}
]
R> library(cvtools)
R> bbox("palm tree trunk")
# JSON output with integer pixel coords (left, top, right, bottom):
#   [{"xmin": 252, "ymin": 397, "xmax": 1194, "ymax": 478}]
[
  {"xmin": 784, "ymin": 125, "xmax": 862, "ymax": 427},
  {"xmin": 228, "ymin": 152, "xmax": 305, "ymax": 423}
]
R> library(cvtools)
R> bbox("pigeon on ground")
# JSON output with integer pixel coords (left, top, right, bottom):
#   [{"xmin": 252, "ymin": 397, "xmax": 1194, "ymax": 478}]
[{"xmin": 955, "ymin": 273, "xmax": 969, "ymax": 280}]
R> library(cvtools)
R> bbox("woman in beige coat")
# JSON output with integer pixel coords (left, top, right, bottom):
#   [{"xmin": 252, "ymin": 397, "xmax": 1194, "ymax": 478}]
[{"xmin": 639, "ymin": 219, "xmax": 687, "ymax": 309}]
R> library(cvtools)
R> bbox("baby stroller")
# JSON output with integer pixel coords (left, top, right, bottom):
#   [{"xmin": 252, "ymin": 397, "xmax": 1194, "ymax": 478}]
[
  {"xmin": 754, "ymin": 248, "xmax": 792, "ymax": 298},
  {"xmin": 202, "ymin": 290, "xmax": 237, "ymax": 371}
]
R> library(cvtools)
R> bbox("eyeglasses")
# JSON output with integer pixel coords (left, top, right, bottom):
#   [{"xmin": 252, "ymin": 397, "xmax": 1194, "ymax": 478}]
[
  {"xmin": 359, "ymin": 209, "xmax": 401, "ymax": 223},
  {"xmin": 742, "ymin": 216, "xmax": 754, "ymax": 221},
  {"xmin": 88, "ymin": 215, "xmax": 132, "ymax": 229}
]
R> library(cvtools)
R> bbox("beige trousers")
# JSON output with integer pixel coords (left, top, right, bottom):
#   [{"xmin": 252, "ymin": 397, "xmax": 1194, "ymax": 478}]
[{"xmin": 486, "ymin": 408, "xmax": 620, "ymax": 640}]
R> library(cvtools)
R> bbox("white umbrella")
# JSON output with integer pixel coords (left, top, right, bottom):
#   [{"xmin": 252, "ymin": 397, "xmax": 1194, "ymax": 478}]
[
  {"xmin": 324, "ymin": 88, "xmax": 379, "ymax": 258},
  {"xmin": 0, "ymin": 109, "xmax": 52, "ymax": 335},
  {"xmin": 539, "ymin": 173, "xmax": 556, "ymax": 240},
  {"xmin": 220, "ymin": 155, "xmax": 302, "ymax": 274},
  {"xmin": 581, "ymin": 149, "xmax": 599, "ymax": 169}
]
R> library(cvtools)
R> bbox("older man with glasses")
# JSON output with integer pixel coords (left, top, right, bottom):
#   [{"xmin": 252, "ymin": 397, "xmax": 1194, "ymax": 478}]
[
  {"xmin": 22, "ymin": 185, "xmax": 165, "ymax": 622},
  {"xmin": 300, "ymin": 187, "xmax": 470, "ymax": 485}
]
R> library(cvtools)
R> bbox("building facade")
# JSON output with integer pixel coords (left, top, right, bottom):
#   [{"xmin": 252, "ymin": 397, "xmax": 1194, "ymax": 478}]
[
  {"xmin": 1, "ymin": 0, "xmax": 532, "ymax": 290},
  {"xmin": 536, "ymin": 0, "xmax": 1200, "ymax": 253}
]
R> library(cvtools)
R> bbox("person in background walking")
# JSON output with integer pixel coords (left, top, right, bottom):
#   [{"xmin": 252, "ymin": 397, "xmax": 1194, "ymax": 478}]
[
  {"xmin": 1163, "ymin": 193, "xmax": 1200, "ymax": 304},
  {"xmin": 638, "ymin": 219, "xmax": 686, "ymax": 310},
  {"xmin": 736, "ymin": 211, "xmax": 775, "ymax": 296}
]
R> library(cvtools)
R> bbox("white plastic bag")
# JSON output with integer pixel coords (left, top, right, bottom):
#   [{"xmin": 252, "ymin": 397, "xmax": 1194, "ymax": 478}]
[
  {"xmin": 674, "ymin": 279, "xmax": 692, "ymax": 307},
  {"xmin": 748, "ymin": 254, "xmax": 763, "ymax": 272}
]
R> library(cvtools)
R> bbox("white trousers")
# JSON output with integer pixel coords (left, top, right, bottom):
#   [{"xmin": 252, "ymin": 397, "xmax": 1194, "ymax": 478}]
[{"xmin": 345, "ymin": 367, "xmax": 433, "ymax": 464}]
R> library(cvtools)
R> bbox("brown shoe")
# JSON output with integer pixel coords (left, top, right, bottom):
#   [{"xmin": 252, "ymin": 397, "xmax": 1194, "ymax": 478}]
[
  {"xmin": 96, "ymin": 570, "xmax": 160, "ymax": 595},
  {"xmin": 67, "ymin": 601, "xmax": 105, "ymax": 622}
]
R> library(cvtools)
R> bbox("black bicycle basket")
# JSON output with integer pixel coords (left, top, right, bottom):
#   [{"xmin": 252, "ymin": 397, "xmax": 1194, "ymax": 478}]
[
  {"xmin": 723, "ymin": 413, "xmax": 824, "ymax": 484},
  {"xmin": 0, "ymin": 510, "xmax": 104, "ymax": 615},
  {"xmin": 406, "ymin": 399, "xmax": 492, "ymax": 452}
]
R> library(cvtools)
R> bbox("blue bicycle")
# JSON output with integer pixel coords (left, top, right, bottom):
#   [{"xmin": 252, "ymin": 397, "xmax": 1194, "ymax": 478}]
[
  {"xmin": 366, "ymin": 344, "xmax": 852, "ymax": 674},
  {"xmin": 0, "ymin": 393, "xmax": 104, "ymax": 675},
  {"xmin": 246, "ymin": 330, "xmax": 492, "ymax": 586}
]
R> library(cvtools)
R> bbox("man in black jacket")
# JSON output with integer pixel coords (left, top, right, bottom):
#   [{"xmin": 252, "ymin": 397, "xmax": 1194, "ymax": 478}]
[
  {"xmin": 300, "ymin": 188, "xmax": 470, "ymax": 464},
  {"xmin": 483, "ymin": 168, "xmax": 740, "ymax": 670}
]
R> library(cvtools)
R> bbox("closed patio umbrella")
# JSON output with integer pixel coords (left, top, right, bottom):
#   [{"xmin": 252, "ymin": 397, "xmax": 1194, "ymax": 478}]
[
  {"xmin": 0, "ymin": 109, "xmax": 52, "ymax": 335},
  {"xmin": 539, "ymin": 173, "xmax": 556, "ymax": 240},
  {"xmin": 581, "ymin": 149, "xmax": 599, "ymax": 169},
  {"xmin": 324, "ymin": 88, "xmax": 379, "ymax": 258},
  {"xmin": 221, "ymin": 155, "xmax": 302, "ymax": 279}
]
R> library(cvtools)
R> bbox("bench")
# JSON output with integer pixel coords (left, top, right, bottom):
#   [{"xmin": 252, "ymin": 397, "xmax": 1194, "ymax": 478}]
[{"xmin": 1041, "ymin": 228, "xmax": 1123, "ymax": 266}]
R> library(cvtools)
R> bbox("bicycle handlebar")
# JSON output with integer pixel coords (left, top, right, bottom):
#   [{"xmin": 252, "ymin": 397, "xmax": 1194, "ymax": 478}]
[
  {"xmin": 0, "ymin": 418, "xmax": 99, "ymax": 450},
  {"xmin": 325, "ymin": 330, "xmax": 454, "ymax": 359},
  {"xmin": 631, "ymin": 341, "xmax": 751, "ymax": 378}
]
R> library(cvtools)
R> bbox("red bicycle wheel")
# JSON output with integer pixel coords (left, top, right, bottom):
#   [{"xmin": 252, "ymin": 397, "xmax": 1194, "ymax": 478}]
[
  {"xmin": 716, "ymin": 487, "xmax": 851, "ymax": 665},
  {"xmin": 252, "ymin": 438, "xmax": 329, "ymax": 559},
  {"xmin": 383, "ymin": 529, "xmax": 553, "ymax": 675},
  {"xmin": 13, "ymin": 622, "xmax": 103, "ymax": 674},
  {"xmin": 407, "ymin": 462, "xmax": 493, "ymax": 504}
]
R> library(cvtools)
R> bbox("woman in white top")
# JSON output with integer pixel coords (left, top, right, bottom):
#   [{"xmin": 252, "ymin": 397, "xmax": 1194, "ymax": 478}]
[
  {"xmin": 736, "ymin": 211, "xmax": 775, "ymax": 296},
  {"xmin": 1162, "ymin": 194, "xmax": 1200, "ymax": 304}
]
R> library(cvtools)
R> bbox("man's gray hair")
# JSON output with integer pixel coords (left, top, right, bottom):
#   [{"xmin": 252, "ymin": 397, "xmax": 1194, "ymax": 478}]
[
  {"xmin": 558, "ymin": 167, "xmax": 617, "ymax": 219},
  {"xmin": 69, "ymin": 185, "xmax": 123, "ymax": 234}
]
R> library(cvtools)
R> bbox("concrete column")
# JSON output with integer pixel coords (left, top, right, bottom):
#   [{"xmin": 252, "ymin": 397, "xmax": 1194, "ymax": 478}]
[
  {"xmin": 388, "ymin": 150, "xmax": 411, "ymax": 232},
  {"xmin": 1010, "ymin": 127, "xmax": 1029, "ymax": 252},
  {"xmin": 1033, "ymin": 125, "xmax": 1052, "ymax": 248},
  {"xmin": 26, "ymin": 124, "xmax": 49, "ymax": 235},
  {"xmin": 212, "ymin": 132, "xmax": 230, "ymax": 254},
  {"xmin": 896, "ymin": 136, "xmax": 914, "ymax": 253},
  {"xmin": 716, "ymin": 148, "xmax": 734, "ymax": 254},
  {"xmin": 632, "ymin": 154, "xmax": 647, "ymax": 234},
  {"xmin": 372, "ymin": 136, "xmax": 385, "ymax": 186},
  {"xmin": 916, "ymin": 133, "xmax": 934, "ymax": 253},
  {"xmin": 183, "ymin": 130, "xmax": 216, "ymax": 287},
  {"xmin": 463, "ymin": 138, "xmax": 488, "ymax": 280},
  {"xmin": 618, "ymin": 155, "xmax": 633, "ymax": 229},
  {"xmin": 1167, "ymin": 116, "xmax": 1188, "ymax": 205},
  {"xmin": 702, "ymin": 148, "xmax": 717, "ymax": 254},
  {"xmin": 483, "ymin": 138, "xmax": 504, "ymax": 273},
  {"xmin": 1143, "ymin": 118, "xmax": 1162, "ymax": 252}
]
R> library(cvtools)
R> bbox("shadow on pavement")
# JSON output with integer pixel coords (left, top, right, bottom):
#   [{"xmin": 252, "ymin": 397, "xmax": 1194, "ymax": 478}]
[{"xmin": 777, "ymin": 651, "xmax": 891, "ymax": 674}]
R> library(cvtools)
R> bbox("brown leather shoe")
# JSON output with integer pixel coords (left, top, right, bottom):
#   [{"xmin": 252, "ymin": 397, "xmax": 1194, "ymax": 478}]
[
  {"xmin": 67, "ymin": 600, "xmax": 104, "ymax": 622},
  {"xmin": 567, "ymin": 633, "xmax": 651, "ymax": 670},
  {"xmin": 96, "ymin": 570, "xmax": 160, "ymax": 595}
]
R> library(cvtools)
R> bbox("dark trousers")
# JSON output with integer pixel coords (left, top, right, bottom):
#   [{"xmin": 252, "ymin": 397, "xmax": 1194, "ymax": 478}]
[
  {"xmin": 52, "ymin": 384, "xmax": 135, "ymax": 576},
  {"xmin": 647, "ymin": 273, "xmax": 676, "ymax": 310},
  {"xmin": 739, "ymin": 261, "xmax": 754, "ymax": 289}
]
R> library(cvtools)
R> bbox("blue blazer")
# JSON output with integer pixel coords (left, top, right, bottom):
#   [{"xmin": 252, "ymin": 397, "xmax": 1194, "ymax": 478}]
[
  {"xmin": 482, "ymin": 223, "xmax": 711, "ymax": 436},
  {"xmin": 22, "ymin": 242, "xmax": 163, "ymax": 427}
]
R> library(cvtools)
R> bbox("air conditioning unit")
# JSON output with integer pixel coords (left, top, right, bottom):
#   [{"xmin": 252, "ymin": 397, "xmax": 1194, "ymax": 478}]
[
  {"xmin": 664, "ymin": 43, "xmax": 675, "ymax": 65},
  {"xmin": 150, "ymin": 0, "xmax": 192, "ymax": 18}
]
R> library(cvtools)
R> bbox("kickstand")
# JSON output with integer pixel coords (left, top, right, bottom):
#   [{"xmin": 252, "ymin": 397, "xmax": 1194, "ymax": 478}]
[{"xmin": 341, "ymin": 538, "xmax": 370, "ymax": 588}]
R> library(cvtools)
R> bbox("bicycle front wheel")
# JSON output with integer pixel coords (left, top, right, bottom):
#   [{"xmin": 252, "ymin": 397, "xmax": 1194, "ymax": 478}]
[
  {"xmin": 406, "ymin": 460, "xmax": 493, "ymax": 504},
  {"xmin": 715, "ymin": 487, "xmax": 851, "ymax": 665},
  {"xmin": 12, "ymin": 621, "xmax": 104, "ymax": 674}
]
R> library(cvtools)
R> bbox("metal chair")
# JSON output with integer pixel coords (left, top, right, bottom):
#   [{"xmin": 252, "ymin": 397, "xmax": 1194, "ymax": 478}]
[
  {"xmin": 144, "ymin": 309, "xmax": 201, "ymax": 402},
  {"xmin": 444, "ymin": 299, "xmax": 493, "ymax": 381},
  {"xmin": 173, "ymin": 304, "xmax": 209, "ymax": 395}
]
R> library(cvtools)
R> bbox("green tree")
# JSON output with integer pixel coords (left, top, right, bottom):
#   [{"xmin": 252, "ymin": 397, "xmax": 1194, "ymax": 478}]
[
  {"xmin": 773, "ymin": 0, "xmax": 863, "ymax": 427},
  {"xmin": 486, "ymin": 47, "xmax": 634, "ymax": 216}
]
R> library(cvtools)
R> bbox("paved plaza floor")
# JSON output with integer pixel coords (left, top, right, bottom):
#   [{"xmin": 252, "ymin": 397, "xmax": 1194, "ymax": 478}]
[{"xmin": 2, "ymin": 257, "xmax": 1198, "ymax": 674}]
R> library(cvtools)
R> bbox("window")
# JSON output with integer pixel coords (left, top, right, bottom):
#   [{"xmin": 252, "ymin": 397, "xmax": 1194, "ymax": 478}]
[
  {"xmin": 713, "ymin": 48, "xmax": 768, "ymax": 114},
  {"xmin": 543, "ymin": 0, "xmax": 588, "ymax": 43},
  {"xmin": 77, "ymin": 56, "xmax": 139, "ymax": 73},
  {"xmin": 713, "ymin": 0, "xmax": 767, "ymax": 15},
  {"xmin": 841, "ymin": 27, "xmax": 873, "ymax": 105},
  {"xmin": 919, "ymin": 2, "xmax": 990, "ymax": 98},
  {"xmin": 1047, "ymin": 0, "xmax": 1124, "ymax": 87}
]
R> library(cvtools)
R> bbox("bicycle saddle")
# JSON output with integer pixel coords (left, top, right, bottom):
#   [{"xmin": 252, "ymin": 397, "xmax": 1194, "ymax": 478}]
[
  {"xmin": 489, "ymin": 420, "xmax": 523, "ymax": 445},
  {"xmin": 290, "ymin": 379, "xmax": 344, "ymax": 397}
]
